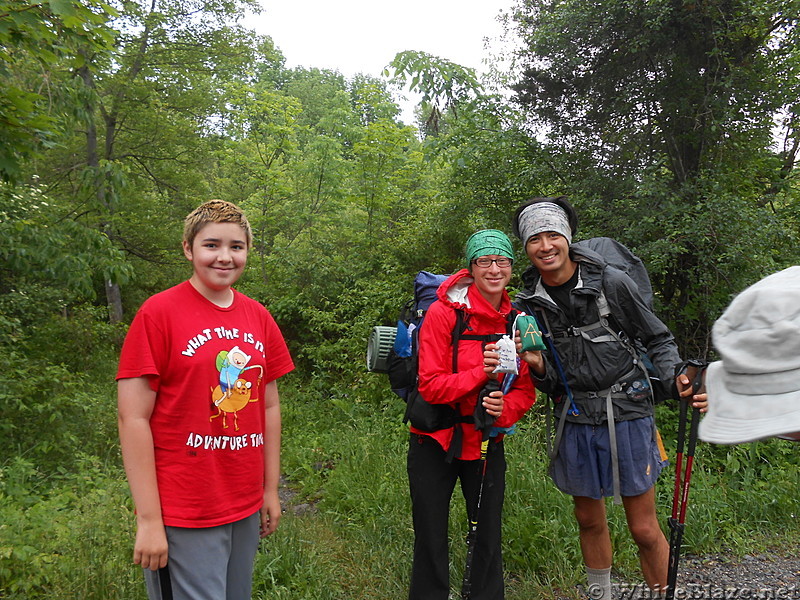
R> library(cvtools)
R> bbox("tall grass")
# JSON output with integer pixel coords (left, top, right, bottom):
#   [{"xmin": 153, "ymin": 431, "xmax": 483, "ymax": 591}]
[{"xmin": 2, "ymin": 377, "xmax": 798, "ymax": 598}]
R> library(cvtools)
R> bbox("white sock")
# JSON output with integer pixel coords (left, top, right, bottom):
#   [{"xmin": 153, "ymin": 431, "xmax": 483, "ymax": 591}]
[{"xmin": 586, "ymin": 566, "xmax": 612, "ymax": 600}]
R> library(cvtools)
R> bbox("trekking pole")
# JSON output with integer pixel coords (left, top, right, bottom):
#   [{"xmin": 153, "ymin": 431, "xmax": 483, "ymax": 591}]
[
  {"xmin": 666, "ymin": 360, "xmax": 707, "ymax": 600},
  {"xmin": 461, "ymin": 371, "xmax": 517, "ymax": 600}
]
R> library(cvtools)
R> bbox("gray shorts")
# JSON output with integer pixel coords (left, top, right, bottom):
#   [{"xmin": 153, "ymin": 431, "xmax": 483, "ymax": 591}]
[
  {"xmin": 550, "ymin": 416, "xmax": 668, "ymax": 499},
  {"xmin": 143, "ymin": 511, "xmax": 260, "ymax": 600}
]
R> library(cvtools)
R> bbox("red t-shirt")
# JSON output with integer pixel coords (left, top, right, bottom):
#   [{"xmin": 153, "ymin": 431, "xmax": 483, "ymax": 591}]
[{"xmin": 117, "ymin": 281, "xmax": 294, "ymax": 527}]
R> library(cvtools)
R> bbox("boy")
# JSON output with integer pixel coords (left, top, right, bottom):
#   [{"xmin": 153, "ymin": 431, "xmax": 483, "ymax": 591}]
[{"xmin": 117, "ymin": 200, "xmax": 294, "ymax": 600}]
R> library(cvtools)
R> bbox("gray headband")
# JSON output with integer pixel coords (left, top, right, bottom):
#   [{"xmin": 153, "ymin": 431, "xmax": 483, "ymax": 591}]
[{"xmin": 517, "ymin": 202, "xmax": 572, "ymax": 244}]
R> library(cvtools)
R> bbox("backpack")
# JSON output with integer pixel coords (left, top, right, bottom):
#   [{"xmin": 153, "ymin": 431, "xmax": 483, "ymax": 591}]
[
  {"xmin": 382, "ymin": 271, "xmax": 515, "ymax": 431},
  {"xmin": 566, "ymin": 237, "xmax": 672, "ymax": 403},
  {"xmin": 572, "ymin": 237, "xmax": 655, "ymax": 309}
]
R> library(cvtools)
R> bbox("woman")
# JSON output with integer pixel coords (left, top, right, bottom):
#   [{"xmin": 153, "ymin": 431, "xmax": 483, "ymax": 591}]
[{"xmin": 408, "ymin": 229, "xmax": 538, "ymax": 600}]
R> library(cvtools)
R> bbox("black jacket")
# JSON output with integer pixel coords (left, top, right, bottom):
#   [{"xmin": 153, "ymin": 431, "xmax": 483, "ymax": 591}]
[{"xmin": 514, "ymin": 245, "xmax": 681, "ymax": 424}]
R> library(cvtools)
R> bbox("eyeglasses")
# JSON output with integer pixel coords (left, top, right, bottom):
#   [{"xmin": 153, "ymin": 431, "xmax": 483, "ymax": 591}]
[{"xmin": 472, "ymin": 257, "xmax": 513, "ymax": 268}]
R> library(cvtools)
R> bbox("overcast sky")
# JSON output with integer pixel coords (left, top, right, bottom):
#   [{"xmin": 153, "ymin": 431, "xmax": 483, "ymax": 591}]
[{"xmin": 249, "ymin": 1, "xmax": 516, "ymax": 121}]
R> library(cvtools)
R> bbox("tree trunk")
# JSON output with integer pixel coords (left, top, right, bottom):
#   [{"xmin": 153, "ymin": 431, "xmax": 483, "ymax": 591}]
[
  {"xmin": 79, "ymin": 63, "xmax": 124, "ymax": 323},
  {"xmin": 105, "ymin": 279, "xmax": 123, "ymax": 323}
]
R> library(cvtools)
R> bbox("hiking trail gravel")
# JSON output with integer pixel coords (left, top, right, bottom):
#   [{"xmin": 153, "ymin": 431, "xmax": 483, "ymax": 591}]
[{"xmin": 610, "ymin": 546, "xmax": 800, "ymax": 599}]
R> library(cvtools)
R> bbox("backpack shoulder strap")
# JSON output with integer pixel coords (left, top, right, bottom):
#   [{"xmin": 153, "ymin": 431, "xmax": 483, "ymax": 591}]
[
  {"xmin": 505, "ymin": 307, "xmax": 519, "ymax": 334},
  {"xmin": 557, "ymin": 287, "xmax": 617, "ymax": 343},
  {"xmin": 450, "ymin": 307, "xmax": 518, "ymax": 372},
  {"xmin": 399, "ymin": 298, "xmax": 415, "ymax": 324},
  {"xmin": 593, "ymin": 289, "xmax": 636, "ymax": 357},
  {"xmin": 451, "ymin": 309, "xmax": 466, "ymax": 373},
  {"xmin": 595, "ymin": 287, "xmax": 610, "ymax": 318},
  {"xmin": 592, "ymin": 289, "xmax": 652, "ymax": 400}
]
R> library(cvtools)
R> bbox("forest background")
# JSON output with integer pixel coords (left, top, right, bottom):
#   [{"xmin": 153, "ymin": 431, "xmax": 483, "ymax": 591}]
[{"xmin": 1, "ymin": 0, "xmax": 799, "ymax": 598}]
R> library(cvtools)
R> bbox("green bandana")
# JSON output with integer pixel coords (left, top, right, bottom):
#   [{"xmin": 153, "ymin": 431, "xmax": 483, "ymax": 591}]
[{"xmin": 465, "ymin": 229, "xmax": 514, "ymax": 266}]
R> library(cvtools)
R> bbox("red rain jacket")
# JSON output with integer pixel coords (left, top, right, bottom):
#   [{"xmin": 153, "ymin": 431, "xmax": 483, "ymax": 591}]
[{"xmin": 415, "ymin": 269, "xmax": 537, "ymax": 460}]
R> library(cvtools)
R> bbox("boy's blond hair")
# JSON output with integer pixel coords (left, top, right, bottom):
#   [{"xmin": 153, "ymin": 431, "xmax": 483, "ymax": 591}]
[{"xmin": 183, "ymin": 200, "xmax": 253, "ymax": 249}]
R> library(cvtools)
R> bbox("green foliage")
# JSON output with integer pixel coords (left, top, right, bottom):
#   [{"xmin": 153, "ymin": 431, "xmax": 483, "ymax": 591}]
[
  {"xmin": 508, "ymin": 0, "xmax": 800, "ymax": 348},
  {"xmin": 387, "ymin": 50, "xmax": 482, "ymax": 103},
  {"xmin": 0, "ymin": 0, "xmax": 117, "ymax": 182},
  {"xmin": 0, "ymin": 183, "xmax": 127, "ymax": 475},
  {"xmin": 17, "ymin": 0, "xmax": 273, "ymax": 321},
  {"xmin": 349, "ymin": 74, "xmax": 402, "ymax": 125},
  {"xmin": 0, "ymin": 459, "xmax": 139, "ymax": 599},
  {"xmin": 0, "ymin": 314, "xmax": 123, "ymax": 473},
  {"xmin": 386, "ymin": 50, "xmax": 483, "ymax": 133},
  {"xmin": 0, "ymin": 182, "xmax": 133, "ymax": 299},
  {"xmin": 511, "ymin": 0, "xmax": 798, "ymax": 181},
  {"xmin": 2, "ymin": 0, "xmax": 800, "ymax": 597}
]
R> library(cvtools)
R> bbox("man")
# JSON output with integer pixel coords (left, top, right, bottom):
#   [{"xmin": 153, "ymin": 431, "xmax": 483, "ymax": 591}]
[{"xmin": 511, "ymin": 196, "xmax": 705, "ymax": 598}]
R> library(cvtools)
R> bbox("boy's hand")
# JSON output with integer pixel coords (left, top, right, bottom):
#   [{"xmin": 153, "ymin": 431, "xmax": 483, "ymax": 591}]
[
  {"xmin": 259, "ymin": 489, "xmax": 282, "ymax": 538},
  {"xmin": 133, "ymin": 516, "xmax": 168, "ymax": 570}
]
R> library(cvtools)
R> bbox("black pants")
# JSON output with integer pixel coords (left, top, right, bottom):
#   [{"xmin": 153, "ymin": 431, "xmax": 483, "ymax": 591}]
[{"xmin": 407, "ymin": 433, "xmax": 506, "ymax": 600}]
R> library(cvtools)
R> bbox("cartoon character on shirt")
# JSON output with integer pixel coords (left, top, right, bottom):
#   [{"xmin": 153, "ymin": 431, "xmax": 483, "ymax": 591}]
[
  {"xmin": 214, "ymin": 346, "xmax": 263, "ymax": 407},
  {"xmin": 210, "ymin": 378, "xmax": 257, "ymax": 430}
]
